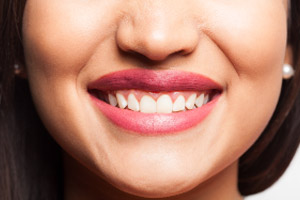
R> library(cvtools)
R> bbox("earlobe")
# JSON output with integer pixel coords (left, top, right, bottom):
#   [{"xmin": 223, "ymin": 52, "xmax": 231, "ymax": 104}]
[
  {"xmin": 283, "ymin": 46, "xmax": 295, "ymax": 80},
  {"xmin": 284, "ymin": 45, "xmax": 293, "ymax": 65}
]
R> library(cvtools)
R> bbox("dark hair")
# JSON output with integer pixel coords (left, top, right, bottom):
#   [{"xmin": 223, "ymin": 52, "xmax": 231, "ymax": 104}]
[
  {"xmin": 0, "ymin": 1, "xmax": 63, "ymax": 199},
  {"xmin": 0, "ymin": 0, "xmax": 299, "ymax": 199}
]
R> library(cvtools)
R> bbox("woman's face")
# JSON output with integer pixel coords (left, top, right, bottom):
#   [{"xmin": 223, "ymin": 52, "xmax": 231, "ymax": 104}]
[{"xmin": 23, "ymin": 0, "xmax": 289, "ymax": 198}]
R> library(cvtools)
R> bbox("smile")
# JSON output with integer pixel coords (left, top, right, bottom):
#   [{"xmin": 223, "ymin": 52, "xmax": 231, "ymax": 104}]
[{"xmin": 88, "ymin": 69, "xmax": 223, "ymax": 135}]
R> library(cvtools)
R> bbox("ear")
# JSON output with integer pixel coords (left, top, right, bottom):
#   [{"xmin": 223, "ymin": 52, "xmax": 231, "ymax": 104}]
[{"xmin": 284, "ymin": 45, "xmax": 293, "ymax": 65}]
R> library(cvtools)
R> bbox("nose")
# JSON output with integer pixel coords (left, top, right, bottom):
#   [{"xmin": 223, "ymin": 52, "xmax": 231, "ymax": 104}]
[{"xmin": 116, "ymin": 1, "xmax": 199, "ymax": 62}]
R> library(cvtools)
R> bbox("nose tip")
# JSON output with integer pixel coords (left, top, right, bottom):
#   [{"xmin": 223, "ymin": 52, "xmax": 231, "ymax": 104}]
[{"xmin": 116, "ymin": 9, "xmax": 199, "ymax": 62}]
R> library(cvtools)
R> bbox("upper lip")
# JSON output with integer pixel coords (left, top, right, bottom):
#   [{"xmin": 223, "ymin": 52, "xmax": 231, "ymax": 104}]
[{"xmin": 88, "ymin": 69, "xmax": 223, "ymax": 92}]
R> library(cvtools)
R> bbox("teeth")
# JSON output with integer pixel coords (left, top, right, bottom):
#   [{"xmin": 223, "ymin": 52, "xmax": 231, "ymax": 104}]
[
  {"xmin": 185, "ymin": 93, "xmax": 197, "ymax": 110},
  {"xmin": 127, "ymin": 93, "xmax": 140, "ymax": 111},
  {"xmin": 116, "ymin": 93, "xmax": 127, "ymax": 109},
  {"xmin": 105, "ymin": 91, "xmax": 213, "ymax": 113},
  {"xmin": 108, "ymin": 94, "xmax": 118, "ymax": 106},
  {"xmin": 173, "ymin": 95, "xmax": 185, "ymax": 112},
  {"xmin": 203, "ymin": 94, "xmax": 209, "ymax": 104},
  {"xmin": 140, "ymin": 95, "xmax": 156, "ymax": 113},
  {"xmin": 157, "ymin": 94, "xmax": 173, "ymax": 113},
  {"xmin": 195, "ymin": 93, "xmax": 204, "ymax": 108}
]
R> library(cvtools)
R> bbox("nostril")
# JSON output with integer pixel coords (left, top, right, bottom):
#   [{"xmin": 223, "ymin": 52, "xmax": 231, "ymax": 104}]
[
  {"xmin": 119, "ymin": 49, "xmax": 159, "ymax": 65},
  {"xmin": 172, "ymin": 49, "xmax": 191, "ymax": 57}
]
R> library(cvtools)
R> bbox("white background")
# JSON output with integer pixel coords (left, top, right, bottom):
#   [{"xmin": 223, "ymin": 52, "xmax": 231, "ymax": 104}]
[{"xmin": 246, "ymin": 146, "xmax": 300, "ymax": 200}]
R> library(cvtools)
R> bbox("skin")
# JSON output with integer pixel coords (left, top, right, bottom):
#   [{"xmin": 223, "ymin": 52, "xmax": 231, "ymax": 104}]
[{"xmin": 22, "ymin": 0, "xmax": 290, "ymax": 199}]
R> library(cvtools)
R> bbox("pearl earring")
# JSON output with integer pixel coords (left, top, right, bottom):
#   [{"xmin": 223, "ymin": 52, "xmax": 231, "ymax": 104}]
[
  {"xmin": 282, "ymin": 64, "xmax": 295, "ymax": 80},
  {"xmin": 14, "ymin": 63, "xmax": 21, "ymax": 74}
]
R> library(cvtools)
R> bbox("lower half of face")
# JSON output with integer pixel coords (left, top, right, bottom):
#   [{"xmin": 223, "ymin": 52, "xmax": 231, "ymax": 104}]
[{"xmin": 22, "ymin": 0, "xmax": 288, "ymax": 198}]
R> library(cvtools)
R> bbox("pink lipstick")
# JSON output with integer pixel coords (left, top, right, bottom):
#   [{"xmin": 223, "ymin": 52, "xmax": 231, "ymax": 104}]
[{"xmin": 88, "ymin": 69, "xmax": 222, "ymax": 135}]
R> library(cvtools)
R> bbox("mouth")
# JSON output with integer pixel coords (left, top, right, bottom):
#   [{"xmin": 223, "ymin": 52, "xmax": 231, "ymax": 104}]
[{"xmin": 88, "ymin": 69, "xmax": 223, "ymax": 135}]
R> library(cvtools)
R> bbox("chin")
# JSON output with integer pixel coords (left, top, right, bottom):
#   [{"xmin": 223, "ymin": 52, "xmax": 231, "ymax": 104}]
[{"xmin": 110, "ymin": 170, "xmax": 199, "ymax": 198}]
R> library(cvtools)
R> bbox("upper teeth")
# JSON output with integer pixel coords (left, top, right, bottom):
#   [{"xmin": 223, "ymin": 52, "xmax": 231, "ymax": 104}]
[
  {"xmin": 140, "ymin": 95, "xmax": 157, "ymax": 113},
  {"xmin": 105, "ymin": 90, "xmax": 211, "ymax": 113}
]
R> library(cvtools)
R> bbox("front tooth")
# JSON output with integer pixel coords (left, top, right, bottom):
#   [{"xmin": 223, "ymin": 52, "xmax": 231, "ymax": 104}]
[
  {"xmin": 195, "ymin": 93, "xmax": 204, "ymax": 108},
  {"xmin": 203, "ymin": 94, "xmax": 209, "ymax": 104},
  {"xmin": 186, "ymin": 93, "xmax": 197, "ymax": 109},
  {"xmin": 173, "ymin": 95, "xmax": 185, "ymax": 112},
  {"xmin": 108, "ymin": 94, "xmax": 117, "ymax": 106},
  {"xmin": 140, "ymin": 95, "xmax": 156, "ymax": 113},
  {"xmin": 127, "ymin": 93, "xmax": 140, "ymax": 111},
  {"xmin": 157, "ymin": 95, "xmax": 173, "ymax": 113},
  {"xmin": 116, "ymin": 93, "xmax": 127, "ymax": 109}
]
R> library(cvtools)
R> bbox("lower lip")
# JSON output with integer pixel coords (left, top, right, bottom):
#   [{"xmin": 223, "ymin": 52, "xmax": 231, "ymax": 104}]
[{"xmin": 90, "ymin": 95, "xmax": 219, "ymax": 135}]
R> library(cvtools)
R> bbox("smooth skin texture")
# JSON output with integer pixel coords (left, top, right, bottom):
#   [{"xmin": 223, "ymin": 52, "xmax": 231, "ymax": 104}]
[{"xmin": 23, "ymin": 0, "xmax": 290, "ymax": 199}]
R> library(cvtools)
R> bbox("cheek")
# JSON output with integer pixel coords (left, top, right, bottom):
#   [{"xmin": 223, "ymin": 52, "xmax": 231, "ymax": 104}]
[
  {"xmin": 199, "ymin": 1, "xmax": 287, "ymax": 164},
  {"xmin": 21, "ymin": 1, "xmax": 125, "ymax": 169},
  {"xmin": 22, "ymin": 0, "xmax": 122, "ymax": 140},
  {"xmin": 206, "ymin": 1, "xmax": 287, "ymax": 80},
  {"xmin": 22, "ymin": 0, "xmax": 120, "ymax": 80},
  {"xmin": 210, "ymin": 1, "xmax": 287, "ymax": 130}
]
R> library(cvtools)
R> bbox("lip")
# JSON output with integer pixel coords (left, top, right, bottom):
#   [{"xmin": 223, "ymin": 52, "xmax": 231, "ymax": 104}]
[{"xmin": 88, "ymin": 69, "xmax": 222, "ymax": 135}]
